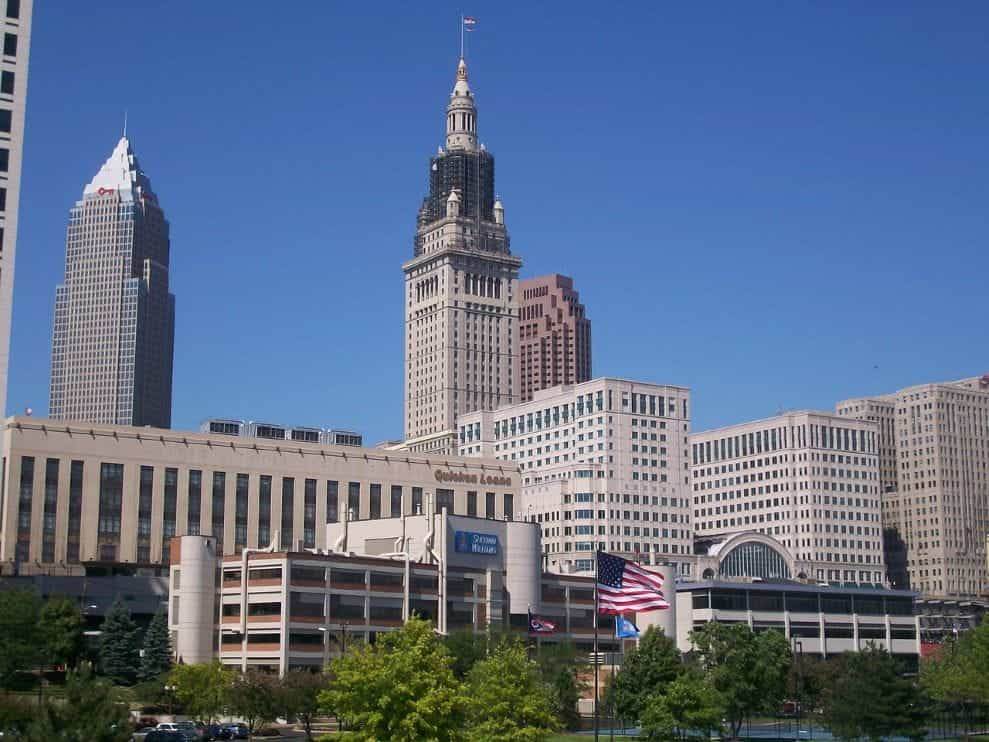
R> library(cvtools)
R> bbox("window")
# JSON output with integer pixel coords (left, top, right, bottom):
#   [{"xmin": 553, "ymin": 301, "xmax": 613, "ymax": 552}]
[
  {"xmin": 436, "ymin": 488, "xmax": 454, "ymax": 514},
  {"xmin": 98, "ymin": 463, "xmax": 124, "ymax": 540},
  {"xmin": 187, "ymin": 470, "xmax": 202, "ymax": 535},
  {"xmin": 138, "ymin": 465, "xmax": 153, "ymax": 539},
  {"xmin": 3, "ymin": 33, "xmax": 15, "ymax": 57},
  {"xmin": 504, "ymin": 493, "xmax": 514, "ymax": 521},
  {"xmin": 42, "ymin": 459, "xmax": 59, "ymax": 562},
  {"xmin": 235, "ymin": 474, "xmax": 249, "ymax": 548},
  {"xmin": 212, "ymin": 472, "xmax": 226, "ymax": 547},
  {"xmin": 326, "ymin": 480, "xmax": 338, "ymax": 523},
  {"xmin": 163, "ymin": 467, "xmax": 178, "ymax": 540},
  {"xmin": 66, "ymin": 461, "xmax": 83, "ymax": 562},
  {"xmin": 347, "ymin": 482, "xmax": 360, "ymax": 520},
  {"xmin": 485, "ymin": 492, "xmax": 495, "ymax": 519},
  {"xmin": 0, "ymin": 109, "xmax": 11, "ymax": 133},
  {"xmin": 258, "ymin": 475, "xmax": 272, "ymax": 546},
  {"xmin": 0, "ymin": 71, "xmax": 12, "ymax": 95},
  {"xmin": 467, "ymin": 491, "xmax": 477, "ymax": 517},
  {"xmin": 6, "ymin": 0, "xmax": 19, "ymax": 19},
  {"xmin": 390, "ymin": 485, "xmax": 402, "ymax": 517},
  {"xmin": 369, "ymin": 483, "xmax": 381, "ymax": 519},
  {"xmin": 281, "ymin": 477, "xmax": 295, "ymax": 549},
  {"xmin": 303, "ymin": 479, "xmax": 316, "ymax": 547},
  {"xmin": 412, "ymin": 487, "xmax": 423, "ymax": 514}
]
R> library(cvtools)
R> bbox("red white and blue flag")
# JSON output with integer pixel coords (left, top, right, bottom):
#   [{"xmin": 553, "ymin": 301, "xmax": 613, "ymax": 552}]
[
  {"xmin": 463, "ymin": 16, "xmax": 477, "ymax": 31},
  {"xmin": 596, "ymin": 551, "xmax": 669, "ymax": 614},
  {"xmin": 528, "ymin": 609, "xmax": 557, "ymax": 633}
]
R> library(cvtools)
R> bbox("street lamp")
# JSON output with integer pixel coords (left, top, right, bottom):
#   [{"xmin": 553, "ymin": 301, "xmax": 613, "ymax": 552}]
[
  {"xmin": 164, "ymin": 684, "xmax": 177, "ymax": 717},
  {"xmin": 792, "ymin": 639, "xmax": 804, "ymax": 735}
]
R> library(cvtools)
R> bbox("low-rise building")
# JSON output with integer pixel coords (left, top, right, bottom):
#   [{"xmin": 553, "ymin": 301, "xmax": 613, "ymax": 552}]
[{"xmin": 0, "ymin": 417, "xmax": 516, "ymax": 575}]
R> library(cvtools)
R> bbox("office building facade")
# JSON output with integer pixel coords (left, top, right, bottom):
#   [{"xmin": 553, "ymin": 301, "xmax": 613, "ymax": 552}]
[
  {"xmin": 690, "ymin": 411, "xmax": 886, "ymax": 586},
  {"xmin": 49, "ymin": 137, "xmax": 175, "ymax": 428},
  {"xmin": 0, "ymin": 417, "xmax": 517, "ymax": 574},
  {"xmin": 403, "ymin": 58, "xmax": 522, "ymax": 455},
  {"xmin": 0, "ymin": 0, "xmax": 31, "ymax": 414},
  {"xmin": 457, "ymin": 378, "xmax": 693, "ymax": 576},
  {"xmin": 518, "ymin": 274, "xmax": 591, "ymax": 402},
  {"xmin": 837, "ymin": 375, "xmax": 989, "ymax": 597}
]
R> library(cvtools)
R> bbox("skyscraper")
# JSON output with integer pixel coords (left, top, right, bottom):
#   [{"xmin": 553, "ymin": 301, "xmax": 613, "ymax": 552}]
[
  {"xmin": 0, "ymin": 0, "xmax": 32, "ymax": 414},
  {"xmin": 518, "ymin": 274, "xmax": 592, "ymax": 402},
  {"xmin": 402, "ymin": 58, "xmax": 522, "ymax": 454},
  {"xmin": 837, "ymin": 374, "xmax": 989, "ymax": 597},
  {"xmin": 49, "ymin": 136, "xmax": 175, "ymax": 428}
]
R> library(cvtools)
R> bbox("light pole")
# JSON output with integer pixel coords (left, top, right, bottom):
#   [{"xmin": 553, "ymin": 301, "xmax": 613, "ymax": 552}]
[
  {"xmin": 164, "ymin": 684, "xmax": 176, "ymax": 717},
  {"xmin": 792, "ymin": 639, "xmax": 804, "ymax": 736}
]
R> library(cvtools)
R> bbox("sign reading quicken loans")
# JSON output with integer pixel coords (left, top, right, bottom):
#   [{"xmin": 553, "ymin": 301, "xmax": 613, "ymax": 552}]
[{"xmin": 454, "ymin": 531, "xmax": 499, "ymax": 555}]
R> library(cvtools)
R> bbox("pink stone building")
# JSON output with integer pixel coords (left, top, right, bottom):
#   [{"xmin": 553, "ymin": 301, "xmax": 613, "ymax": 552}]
[{"xmin": 518, "ymin": 274, "xmax": 592, "ymax": 402}]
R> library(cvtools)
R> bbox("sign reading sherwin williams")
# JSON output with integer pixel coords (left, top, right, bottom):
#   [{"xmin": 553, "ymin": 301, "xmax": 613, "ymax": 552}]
[{"xmin": 454, "ymin": 531, "xmax": 499, "ymax": 555}]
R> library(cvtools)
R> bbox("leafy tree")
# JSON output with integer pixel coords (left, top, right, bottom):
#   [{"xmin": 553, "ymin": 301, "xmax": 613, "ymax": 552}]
[
  {"xmin": 444, "ymin": 628, "xmax": 494, "ymax": 680},
  {"xmin": 604, "ymin": 626, "xmax": 682, "ymax": 723},
  {"xmin": 690, "ymin": 622, "xmax": 791, "ymax": 738},
  {"xmin": 168, "ymin": 660, "xmax": 234, "ymax": 723},
  {"xmin": 26, "ymin": 662, "xmax": 131, "ymax": 742},
  {"xmin": 0, "ymin": 694, "xmax": 34, "ymax": 737},
  {"xmin": 464, "ymin": 639, "xmax": 558, "ymax": 742},
  {"xmin": 641, "ymin": 668, "xmax": 724, "ymax": 741},
  {"xmin": 40, "ymin": 595, "xmax": 85, "ymax": 670},
  {"xmin": 534, "ymin": 641, "xmax": 585, "ymax": 730},
  {"xmin": 226, "ymin": 669, "xmax": 279, "ymax": 733},
  {"xmin": 0, "ymin": 588, "xmax": 40, "ymax": 687},
  {"xmin": 140, "ymin": 609, "xmax": 172, "ymax": 680},
  {"xmin": 280, "ymin": 669, "xmax": 330, "ymax": 742},
  {"xmin": 99, "ymin": 598, "xmax": 140, "ymax": 685},
  {"xmin": 319, "ymin": 615, "xmax": 466, "ymax": 741},
  {"xmin": 922, "ymin": 620, "xmax": 989, "ymax": 709},
  {"xmin": 822, "ymin": 644, "xmax": 927, "ymax": 742}
]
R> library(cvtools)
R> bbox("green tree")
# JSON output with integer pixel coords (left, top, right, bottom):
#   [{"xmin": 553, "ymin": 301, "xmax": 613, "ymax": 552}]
[
  {"xmin": 922, "ymin": 621, "xmax": 989, "ymax": 709},
  {"xmin": 0, "ymin": 588, "xmax": 40, "ymax": 688},
  {"xmin": 26, "ymin": 663, "xmax": 131, "ymax": 742},
  {"xmin": 319, "ymin": 615, "xmax": 465, "ymax": 741},
  {"xmin": 98, "ymin": 598, "xmax": 140, "ymax": 685},
  {"xmin": 641, "ymin": 668, "xmax": 724, "ymax": 741},
  {"xmin": 168, "ymin": 661, "xmax": 234, "ymax": 723},
  {"xmin": 534, "ymin": 642, "xmax": 585, "ymax": 731},
  {"xmin": 604, "ymin": 626, "xmax": 682, "ymax": 723},
  {"xmin": 443, "ymin": 628, "xmax": 494, "ymax": 680},
  {"xmin": 139, "ymin": 609, "xmax": 172, "ymax": 680},
  {"xmin": 822, "ymin": 644, "xmax": 927, "ymax": 742},
  {"xmin": 226, "ymin": 669, "xmax": 278, "ymax": 733},
  {"xmin": 280, "ymin": 669, "xmax": 330, "ymax": 742},
  {"xmin": 464, "ymin": 639, "xmax": 558, "ymax": 742},
  {"xmin": 40, "ymin": 595, "xmax": 85, "ymax": 670},
  {"xmin": 690, "ymin": 622, "xmax": 791, "ymax": 738}
]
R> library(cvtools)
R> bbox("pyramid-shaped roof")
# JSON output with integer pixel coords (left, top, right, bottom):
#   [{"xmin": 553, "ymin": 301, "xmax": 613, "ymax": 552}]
[{"xmin": 83, "ymin": 136, "xmax": 156, "ymax": 203}]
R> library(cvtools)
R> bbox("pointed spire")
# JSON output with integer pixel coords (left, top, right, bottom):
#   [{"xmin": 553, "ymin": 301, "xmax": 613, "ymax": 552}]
[
  {"xmin": 446, "ymin": 57, "xmax": 478, "ymax": 151},
  {"xmin": 83, "ymin": 136, "xmax": 156, "ymax": 204}
]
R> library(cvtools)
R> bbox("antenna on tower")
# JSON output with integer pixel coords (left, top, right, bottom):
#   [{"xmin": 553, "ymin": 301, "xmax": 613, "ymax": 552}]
[{"xmin": 123, "ymin": 109, "xmax": 128, "ymax": 138}]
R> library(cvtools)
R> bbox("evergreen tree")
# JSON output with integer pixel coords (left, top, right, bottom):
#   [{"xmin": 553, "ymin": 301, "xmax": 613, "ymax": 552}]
[
  {"xmin": 140, "ymin": 609, "xmax": 172, "ymax": 680},
  {"xmin": 26, "ymin": 663, "xmax": 131, "ymax": 742},
  {"xmin": 0, "ymin": 589, "xmax": 40, "ymax": 688},
  {"xmin": 40, "ymin": 595, "xmax": 85, "ymax": 669},
  {"xmin": 98, "ymin": 598, "xmax": 140, "ymax": 685}
]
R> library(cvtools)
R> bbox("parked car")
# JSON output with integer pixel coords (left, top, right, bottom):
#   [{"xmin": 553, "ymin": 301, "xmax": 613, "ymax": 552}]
[
  {"xmin": 131, "ymin": 726, "xmax": 159, "ymax": 742},
  {"xmin": 205, "ymin": 724, "xmax": 232, "ymax": 740},
  {"xmin": 155, "ymin": 722, "xmax": 199, "ymax": 741},
  {"xmin": 222, "ymin": 723, "xmax": 249, "ymax": 740},
  {"xmin": 141, "ymin": 732, "xmax": 186, "ymax": 742}
]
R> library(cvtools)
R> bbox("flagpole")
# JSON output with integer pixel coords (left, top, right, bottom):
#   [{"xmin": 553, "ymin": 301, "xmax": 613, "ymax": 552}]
[
  {"xmin": 460, "ymin": 14, "xmax": 464, "ymax": 59},
  {"xmin": 594, "ymin": 552, "xmax": 600, "ymax": 742}
]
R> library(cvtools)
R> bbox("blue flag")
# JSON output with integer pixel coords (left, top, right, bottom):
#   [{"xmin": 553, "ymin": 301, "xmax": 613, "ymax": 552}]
[{"xmin": 616, "ymin": 616, "xmax": 640, "ymax": 639}]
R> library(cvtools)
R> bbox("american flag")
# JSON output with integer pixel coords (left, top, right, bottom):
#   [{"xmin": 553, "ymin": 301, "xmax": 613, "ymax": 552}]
[
  {"xmin": 597, "ymin": 551, "xmax": 670, "ymax": 614},
  {"xmin": 528, "ymin": 609, "xmax": 557, "ymax": 633},
  {"xmin": 463, "ymin": 16, "xmax": 477, "ymax": 30}
]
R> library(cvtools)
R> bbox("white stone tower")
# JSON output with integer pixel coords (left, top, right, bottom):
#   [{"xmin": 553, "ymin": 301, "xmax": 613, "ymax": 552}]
[{"xmin": 402, "ymin": 58, "xmax": 522, "ymax": 454}]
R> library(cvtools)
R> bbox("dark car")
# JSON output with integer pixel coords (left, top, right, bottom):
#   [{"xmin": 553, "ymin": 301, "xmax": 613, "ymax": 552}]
[
  {"xmin": 204, "ymin": 725, "xmax": 231, "ymax": 740},
  {"xmin": 222, "ymin": 724, "xmax": 249, "ymax": 740},
  {"xmin": 142, "ymin": 732, "xmax": 186, "ymax": 742}
]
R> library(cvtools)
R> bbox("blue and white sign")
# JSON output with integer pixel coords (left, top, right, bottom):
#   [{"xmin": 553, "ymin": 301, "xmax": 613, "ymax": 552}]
[{"xmin": 454, "ymin": 531, "xmax": 499, "ymax": 555}]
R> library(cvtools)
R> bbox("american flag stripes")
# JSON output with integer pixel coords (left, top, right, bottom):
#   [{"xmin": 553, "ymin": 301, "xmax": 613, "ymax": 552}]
[{"xmin": 596, "ymin": 551, "xmax": 670, "ymax": 614}]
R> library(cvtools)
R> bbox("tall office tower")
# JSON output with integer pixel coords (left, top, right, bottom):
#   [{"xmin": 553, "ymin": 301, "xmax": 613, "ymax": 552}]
[
  {"xmin": 0, "ymin": 0, "xmax": 32, "ymax": 414},
  {"xmin": 48, "ymin": 137, "xmax": 175, "ymax": 428},
  {"xmin": 518, "ymin": 274, "xmax": 592, "ymax": 402},
  {"xmin": 403, "ymin": 58, "xmax": 522, "ymax": 455},
  {"xmin": 457, "ymin": 378, "xmax": 692, "ymax": 576},
  {"xmin": 690, "ymin": 411, "xmax": 886, "ymax": 586},
  {"xmin": 837, "ymin": 374, "xmax": 989, "ymax": 597}
]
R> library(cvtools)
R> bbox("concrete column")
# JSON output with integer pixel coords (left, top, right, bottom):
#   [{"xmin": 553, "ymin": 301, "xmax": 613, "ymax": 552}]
[
  {"xmin": 175, "ymin": 536, "xmax": 217, "ymax": 665},
  {"xmin": 636, "ymin": 563, "xmax": 677, "ymax": 640}
]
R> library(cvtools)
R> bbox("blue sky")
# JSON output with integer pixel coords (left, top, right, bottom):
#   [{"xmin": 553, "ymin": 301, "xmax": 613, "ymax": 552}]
[{"xmin": 8, "ymin": 1, "xmax": 988, "ymax": 442}]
